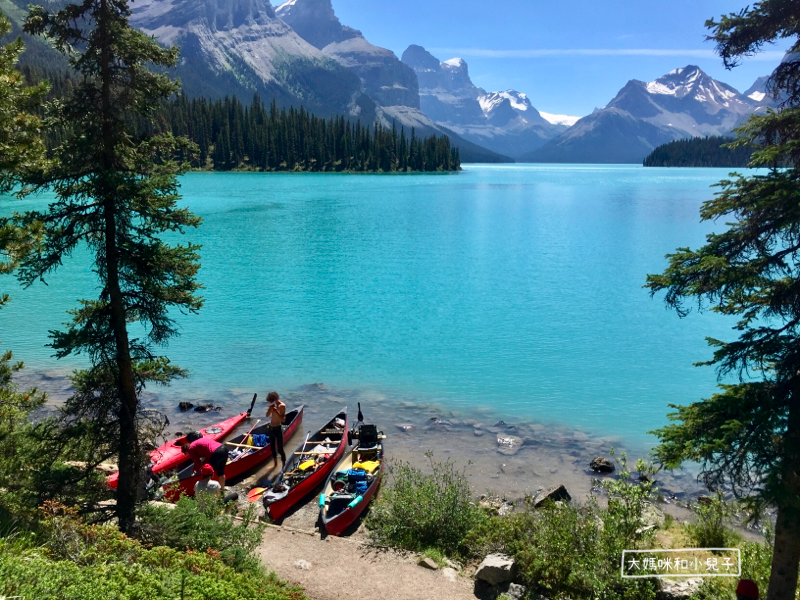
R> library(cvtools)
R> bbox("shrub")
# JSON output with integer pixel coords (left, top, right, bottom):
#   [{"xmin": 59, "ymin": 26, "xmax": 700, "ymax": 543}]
[
  {"xmin": 0, "ymin": 503, "xmax": 304, "ymax": 600},
  {"xmin": 135, "ymin": 496, "xmax": 264, "ymax": 571},
  {"xmin": 465, "ymin": 452, "xmax": 660, "ymax": 600},
  {"xmin": 686, "ymin": 492, "xmax": 741, "ymax": 549},
  {"xmin": 689, "ymin": 530, "xmax": 799, "ymax": 600},
  {"xmin": 366, "ymin": 452, "xmax": 486, "ymax": 556}
]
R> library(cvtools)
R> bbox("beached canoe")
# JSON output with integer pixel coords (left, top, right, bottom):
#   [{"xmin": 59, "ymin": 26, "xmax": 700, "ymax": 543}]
[
  {"xmin": 319, "ymin": 423, "xmax": 385, "ymax": 536},
  {"xmin": 107, "ymin": 404, "xmax": 254, "ymax": 489},
  {"xmin": 262, "ymin": 409, "xmax": 348, "ymax": 521},
  {"xmin": 162, "ymin": 406, "xmax": 304, "ymax": 501}
]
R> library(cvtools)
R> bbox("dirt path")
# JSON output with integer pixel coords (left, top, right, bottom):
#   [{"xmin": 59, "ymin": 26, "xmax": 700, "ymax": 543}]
[{"xmin": 256, "ymin": 524, "xmax": 476, "ymax": 600}]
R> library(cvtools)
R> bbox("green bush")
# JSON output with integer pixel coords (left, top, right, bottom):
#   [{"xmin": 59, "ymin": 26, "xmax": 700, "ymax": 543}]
[
  {"xmin": 466, "ymin": 453, "xmax": 660, "ymax": 600},
  {"xmin": 136, "ymin": 496, "xmax": 264, "ymax": 571},
  {"xmin": 0, "ymin": 504, "xmax": 303, "ymax": 600},
  {"xmin": 366, "ymin": 452, "xmax": 486, "ymax": 556},
  {"xmin": 689, "ymin": 530, "xmax": 800, "ymax": 600},
  {"xmin": 686, "ymin": 492, "xmax": 741, "ymax": 549}
]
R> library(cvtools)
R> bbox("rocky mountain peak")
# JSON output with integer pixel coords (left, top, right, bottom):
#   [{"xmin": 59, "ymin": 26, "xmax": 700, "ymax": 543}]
[
  {"xmin": 275, "ymin": 0, "xmax": 360, "ymax": 49},
  {"xmin": 644, "ymin": 64, "xmax": 740, "ymax": 105},
  {"xmin": 400, "ymin": 45, "xmax": 440, "ymax": 72}
]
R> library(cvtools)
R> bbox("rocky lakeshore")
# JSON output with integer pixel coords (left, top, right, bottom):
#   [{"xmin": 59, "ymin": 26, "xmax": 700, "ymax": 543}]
[{"xmin": 16, "ymin": 369, "xmax": 708, "ymax": 511}]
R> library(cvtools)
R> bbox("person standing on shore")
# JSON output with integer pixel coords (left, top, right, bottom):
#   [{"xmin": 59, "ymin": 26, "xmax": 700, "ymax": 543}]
[
  {"xmin": 266, "ymin": 391, "xmax": 287, "ymax": 469},
  {"xmin": 181, "ymin": 432, "xmax": 229, "ymax": 490}
]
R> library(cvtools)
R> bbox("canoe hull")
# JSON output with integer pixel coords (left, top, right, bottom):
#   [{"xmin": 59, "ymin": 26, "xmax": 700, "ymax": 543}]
[
  {"xmin": 319, "ymin": 434, "xmax": 386, "ymax": 536},
  {"xmin": 265, "ymin": 411, "xmax": 348, "ymax": 522},
  {"xmin": 107, "ymin": 410, "xmax": 248, "ymax": 489},
  {"xmin": 163, "ymin": 406, "xmax": 304, "ymax": 501},
  {"xmin": 322, "ymin": 462, "xmax": 384, "ymax": 536}
]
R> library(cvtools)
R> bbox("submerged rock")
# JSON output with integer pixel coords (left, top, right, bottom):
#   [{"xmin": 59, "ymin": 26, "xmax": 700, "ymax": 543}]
[
  {"xmin": 497, "ymin": 435, "xmax": 523, "ymax": 456},
  {"xmin": 178, "ymin": 402, "xmax": 194, "ymax": 411},
  {"xmin": 590, "ymin": 456, "xmax": 615, "ymax": 473}
]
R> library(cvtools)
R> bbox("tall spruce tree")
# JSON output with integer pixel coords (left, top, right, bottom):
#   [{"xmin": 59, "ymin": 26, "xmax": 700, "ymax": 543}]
[
  {"xmin": 646, "ymin": 3, "xmax": 800, "ymax": 598},
  {"xmin": 6, "ymin": 0, "xmax": 202, "ymax": 532}
]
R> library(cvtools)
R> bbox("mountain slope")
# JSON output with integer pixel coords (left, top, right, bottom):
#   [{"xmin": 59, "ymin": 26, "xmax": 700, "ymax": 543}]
[
  {"xmin": 525, "ymin": 65, "xmax": 760, "ymax": 163},
  {"xmin": 128, "ymin": 0, "xmax": 373, "ymax": 118},
  {"xmin": 401, "ymin": 45, "xmax": 566, "ymax": 158},
  {"xmin": 275, "ymin": 0, "xmax": 418, "ymax": 108}
]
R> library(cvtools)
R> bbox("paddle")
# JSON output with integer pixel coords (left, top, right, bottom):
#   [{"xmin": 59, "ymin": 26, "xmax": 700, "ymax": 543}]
[
  {"xmin": 242, "ymin": 419, "xmax": 261, "ymax": 442},
  {"xmin": 247, "ymin": 487, "xmax": 267, "ymax": 502},
  {"xmin": 349, "ymin": 402, "xmax": 364, "ymax": 446},
  {"xmin": 246, "ymin": 393, "xmax": 258, "ymax": 418},
  {"xmin": 247, "ymin": 431, "xmax": 309, "ymax": 502}
]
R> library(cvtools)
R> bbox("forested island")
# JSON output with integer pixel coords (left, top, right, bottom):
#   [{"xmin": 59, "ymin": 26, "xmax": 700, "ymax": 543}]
[
  {"xmin": 642, "ymin": 136, "xmax": 753, "ymax": 167},
  {"xmin": 29, "ymin": 68, "xmax": 461, "ymax": 173}
]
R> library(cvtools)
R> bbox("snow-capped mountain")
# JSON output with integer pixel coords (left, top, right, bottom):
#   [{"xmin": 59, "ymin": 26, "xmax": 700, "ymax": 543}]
[
  {"xmin": 526, "ymin": 65, "xmax": 762, "ymax": 163},
  {"xmin": 479, "ymin": 91, "xmax": 541, "ymax": 126},
  {"xmin": 539, "ymin": 112, "xmax": 582, "ymax": 127},
  {"xmin": 275, "ymin": 0, "xmax": 419, "ymax": 108},
  {"xmin": 129, "ymin": 0, "xmax": 371, "ymax": 118},
  {"xmin": 401, "ymin": 46, "xmax": 567, "ymax": 158}
]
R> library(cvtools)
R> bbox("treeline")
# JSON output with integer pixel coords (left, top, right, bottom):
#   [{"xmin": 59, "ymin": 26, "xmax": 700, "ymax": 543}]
[
  {"xmin": 23, "ymin": 67, "xmax": 460, "ymax": 173},
  {"xmin": 643, "ymin": 136, "xmax": 753, "ymax": 167},
  {"xmin": 160, "ymin": 94, "xmax": 460, "ymax": 172}
]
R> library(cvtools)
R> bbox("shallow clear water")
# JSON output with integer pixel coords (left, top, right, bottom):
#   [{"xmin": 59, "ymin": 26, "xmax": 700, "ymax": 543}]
[{"xmin": 1, "ymin": 164, "xmax": 744, "ymax": 448}]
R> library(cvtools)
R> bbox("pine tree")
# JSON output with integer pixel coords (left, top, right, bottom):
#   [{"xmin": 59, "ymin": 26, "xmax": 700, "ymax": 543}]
[
  {"xmin": 647, "ymin": 3, "xmax": 800, "ymax": 598},
  {"xmin": 13, "ymin": 0, "xmax": 202, "ymax": 533}
]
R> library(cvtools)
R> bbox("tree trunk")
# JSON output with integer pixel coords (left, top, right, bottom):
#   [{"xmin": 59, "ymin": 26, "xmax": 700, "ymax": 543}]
[
  {"xmin": 97, "ymin": 0, "xmax": 140, "ymax": 535},
  {"xmin": 768, "ymin": 399, "xmax": 800, "ymax": 600},
  {"xmin": 768, "ymin": 503, "xmax": 800, "ymax": 600}
]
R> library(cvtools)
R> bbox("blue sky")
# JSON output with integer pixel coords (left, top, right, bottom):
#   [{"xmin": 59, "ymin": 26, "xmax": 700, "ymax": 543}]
[{"xmin": 318, "ymin": 0, "xmax": 790, "ymax": 116}]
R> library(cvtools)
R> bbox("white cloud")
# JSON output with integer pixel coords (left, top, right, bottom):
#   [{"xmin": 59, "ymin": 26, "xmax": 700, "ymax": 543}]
[{"xmin": 428, "ymin": 47, "xmax": 786, "ymax": 61}]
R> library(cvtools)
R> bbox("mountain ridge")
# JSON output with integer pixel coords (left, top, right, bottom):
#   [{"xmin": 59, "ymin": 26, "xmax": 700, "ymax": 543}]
[{"xmin": 525, "ymin": 65, "xmax": 762, "ymax": 163}]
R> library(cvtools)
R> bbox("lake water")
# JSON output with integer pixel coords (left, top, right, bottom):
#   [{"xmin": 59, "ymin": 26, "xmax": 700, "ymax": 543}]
[{"xmin": 1, "ymin": 164, "xmax": 740, "ymax": 456}]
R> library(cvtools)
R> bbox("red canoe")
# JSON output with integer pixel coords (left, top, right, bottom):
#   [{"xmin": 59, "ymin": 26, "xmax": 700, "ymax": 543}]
[
  {"xmin": 262, "ymin": 409, "xmax": 348, "ymax": 522},
  {"xmin": 319, "ymin": 423, "xmax": 385, "ymax": 536},
  {"xmin": 163, "ymin": 406, "xmax": 304, "ymax": 501},
  {"xmin": 107, "ymin": 409, "xmax": 250, "ymax": 489}
]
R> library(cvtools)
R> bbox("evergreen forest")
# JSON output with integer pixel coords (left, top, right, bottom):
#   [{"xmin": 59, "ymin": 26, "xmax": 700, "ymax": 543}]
[
  {"xmin": 28, "ymin": 67, "xmax": 460, "ymax": 173},
  {"xmin": 642, "ymin": 136, "xmax": 753, "ymax": 167}
]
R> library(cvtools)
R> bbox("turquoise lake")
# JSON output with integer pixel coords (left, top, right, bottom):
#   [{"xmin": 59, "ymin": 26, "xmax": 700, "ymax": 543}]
[{"xmin": 0, "ymin": 164, "xmax": 743, "ymax": 449}]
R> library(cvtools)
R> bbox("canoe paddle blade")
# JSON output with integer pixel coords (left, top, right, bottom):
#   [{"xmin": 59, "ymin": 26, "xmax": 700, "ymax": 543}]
[{"xmin": 247, "ymin": 487, "xmax": 266, "ymax": 502}]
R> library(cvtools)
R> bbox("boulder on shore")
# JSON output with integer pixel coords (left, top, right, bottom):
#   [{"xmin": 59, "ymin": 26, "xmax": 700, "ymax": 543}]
[
  {"xmin": 590, "ymin": 456, "xmax": 615, "ymax": 473},
  {"xmin": 474, "ymin": 553, "xmax": 516, "ymax": 585},
  {"xmin": 418, "ymin": 556, "xmax": 439, "ymax": 570},
  {"xmin": 533, "ymin": 484, "xmax": 571, "ymax": 508},
  {"xmin": 657, "ymin": 577, "xmax": 702, "ymax": 600}
]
